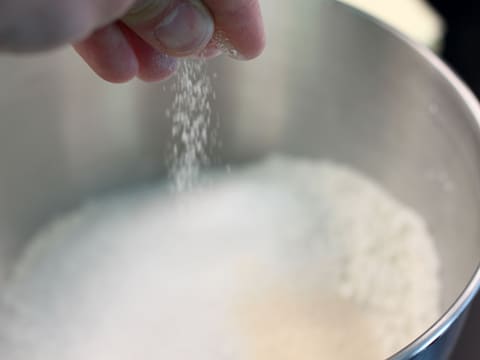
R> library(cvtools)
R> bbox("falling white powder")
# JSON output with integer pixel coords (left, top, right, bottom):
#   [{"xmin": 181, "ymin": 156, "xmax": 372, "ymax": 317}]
[
  {"xmin": 167, "ymin": 59, "xmax": 214, "ymax": 191},
  {"xmin": 0, "ymin": 156, "xmax": 441, "ymax": 360},
  {"xmin": 213, "ymin": 31, "xmax": 240, "ymax": 58}
]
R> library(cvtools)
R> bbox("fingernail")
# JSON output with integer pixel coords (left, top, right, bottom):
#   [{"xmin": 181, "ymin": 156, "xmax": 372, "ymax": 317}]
[
  {"xmin": 126, "ymin": 0, "xmax": 169, "ymax": 20},
  {"xmin": 154, "ymin": 0, "xmax": 214, "ymax": 56}
]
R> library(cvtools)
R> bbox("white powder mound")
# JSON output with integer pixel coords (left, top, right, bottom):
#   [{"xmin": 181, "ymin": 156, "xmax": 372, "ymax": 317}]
[{"xmin": 0, "ymin": 156, "xmax": 441, "ymax": 360}]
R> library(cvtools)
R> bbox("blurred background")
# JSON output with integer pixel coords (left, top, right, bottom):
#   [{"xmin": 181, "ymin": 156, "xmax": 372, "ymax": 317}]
[{"xmin": 338, "ymin": 1, "xmax": 479, "ymax": 358}]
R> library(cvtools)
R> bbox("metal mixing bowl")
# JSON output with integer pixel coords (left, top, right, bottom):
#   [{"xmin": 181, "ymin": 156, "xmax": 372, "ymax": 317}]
[{"xmin": 0, "ymin": 1, "xmax": 479, "ymax": 359}]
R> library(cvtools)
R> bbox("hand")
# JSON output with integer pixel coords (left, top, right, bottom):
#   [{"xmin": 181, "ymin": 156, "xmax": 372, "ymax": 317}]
[{"xmin": 0, "ymin": 0, "xmax": 265, "ymax": 82}]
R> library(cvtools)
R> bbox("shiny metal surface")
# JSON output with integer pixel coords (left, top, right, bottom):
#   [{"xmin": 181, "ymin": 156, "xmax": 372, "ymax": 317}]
[{"xmin": 0, "ymin": 1, "xmax": 479, "ymax": 358}]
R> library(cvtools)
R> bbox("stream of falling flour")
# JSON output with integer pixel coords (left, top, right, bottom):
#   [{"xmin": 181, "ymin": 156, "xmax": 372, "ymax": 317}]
[{"xmin": 168, "ymin": 59, "xmax": 214, "ymax": 191}]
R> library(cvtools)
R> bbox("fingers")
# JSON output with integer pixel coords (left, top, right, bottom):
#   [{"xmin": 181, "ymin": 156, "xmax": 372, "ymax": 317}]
[
  {"xmin": 121, "ymin": 0, "xmax": 264, "ymax": 60},
  {"xmin": 203, "ymin": 0, "xmax": 265, "ymax": 59},
  {"xmin": 0, "ymin": 0, "xmax": 218, "ymax": 56},
  {"xmin": 74, "ymin": 22, "xmax": 178, "ymax": 83},
  {"xmin": 74, "ymin": 24, "xmax": 139, "ymax": 83},
  {"xmin": 122, "ymin": 0, "xmax": 215, "ymax": 57},
  {"xmin": 78, "ymin": 0, "xmax": 265, "ymax": 83},
  {"xmin": 0, "ymin": 0, "xmax": 264, "ymax": 84},
  {"xmin": 119, "ymin": 23, "xmax": 178, "ymax": 82}
]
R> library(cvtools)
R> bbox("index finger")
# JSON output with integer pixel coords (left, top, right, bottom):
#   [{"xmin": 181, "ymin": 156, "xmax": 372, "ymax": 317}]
[{"xmin": 203, "ymin": 0, "xmax": 265, "ymax": 60}]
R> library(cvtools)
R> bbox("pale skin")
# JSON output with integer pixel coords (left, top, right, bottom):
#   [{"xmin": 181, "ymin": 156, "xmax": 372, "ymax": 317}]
[{"xmin": 0, "ymin": 0, "xmax": 265, "ymax": 82}]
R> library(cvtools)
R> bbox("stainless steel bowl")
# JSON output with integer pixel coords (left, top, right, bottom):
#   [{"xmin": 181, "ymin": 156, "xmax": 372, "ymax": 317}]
[{"xmin": 0, "ymin": 1, "xmax": 479, "ymax": 359}]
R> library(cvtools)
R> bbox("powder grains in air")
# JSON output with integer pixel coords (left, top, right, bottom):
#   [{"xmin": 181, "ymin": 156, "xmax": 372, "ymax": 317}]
[{"xmin": 167, "ymin": 59, "xmax": 214, "ymax": 191}]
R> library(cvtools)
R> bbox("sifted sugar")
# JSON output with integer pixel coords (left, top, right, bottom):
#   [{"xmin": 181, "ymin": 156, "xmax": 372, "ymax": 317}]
[
  {"xmin": 167, "ymin": 59, "xmax": 214, "ymax": 192},
  {"xmin": 0, "ymin": 156, "xmax": 441, "ymax": 359}
]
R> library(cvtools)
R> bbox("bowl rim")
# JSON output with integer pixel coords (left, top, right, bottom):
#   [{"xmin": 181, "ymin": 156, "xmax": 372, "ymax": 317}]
[{"xmin": 335, "ymin": 1, "xmax": 480, "ymax": 358}]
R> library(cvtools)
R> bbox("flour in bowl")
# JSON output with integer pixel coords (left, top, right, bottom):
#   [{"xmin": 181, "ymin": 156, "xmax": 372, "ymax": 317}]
[{"xmin": 0, "ymin": 156, "xmax": 441, "ymax": 360}]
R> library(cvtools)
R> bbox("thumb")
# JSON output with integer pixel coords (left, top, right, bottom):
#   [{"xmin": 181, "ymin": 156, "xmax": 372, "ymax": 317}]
[{"xmin": 122, "ymin": 0, "xmax": 214, "ymax": 57}]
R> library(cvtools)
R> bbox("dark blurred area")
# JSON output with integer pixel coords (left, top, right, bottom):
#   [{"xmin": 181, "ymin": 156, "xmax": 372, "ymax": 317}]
[
  {"xmin": 429, "ymin": 0, "xmax": 480, "ymax": 96},
  {"xmin": 427, "ymin": 1, "xmax": 480, "ymax": 359}
]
